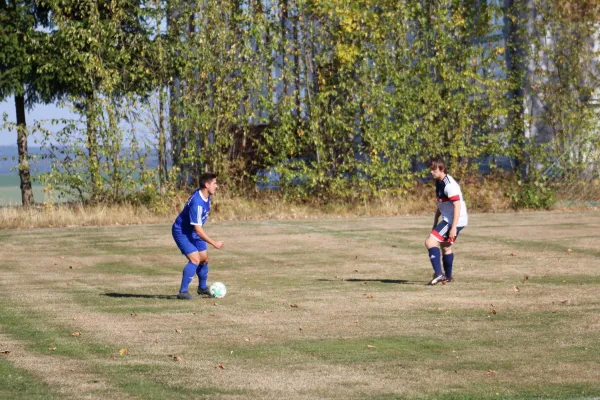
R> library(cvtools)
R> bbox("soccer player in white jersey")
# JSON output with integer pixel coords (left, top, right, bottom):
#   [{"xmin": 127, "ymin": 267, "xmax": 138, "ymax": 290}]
[
  {"xmin": 425, "ymin": 159, "xmax": 468, "ymax": 285},
  {"xmin": 172, "ymin": 173, "xmax": 224, "ymax": 300}
]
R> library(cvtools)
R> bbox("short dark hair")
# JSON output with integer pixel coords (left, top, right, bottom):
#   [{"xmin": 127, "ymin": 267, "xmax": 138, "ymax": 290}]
[
  {"xmin": 199, "ymin": 172, "xmax": 217, "ymax": 189},
  {"xmin": 429, "ymin": 158, "xmax": 446, "ymax": 173}
]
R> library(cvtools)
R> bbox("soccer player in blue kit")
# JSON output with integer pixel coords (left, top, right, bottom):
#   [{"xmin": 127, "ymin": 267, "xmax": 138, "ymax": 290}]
[
  {"xmin": 172, "ymin": 173, "xmax": 224, "ymax": 300},
  {"xmin": 425, "ymin": 159, "xmax": 468, "ymax": 285}
]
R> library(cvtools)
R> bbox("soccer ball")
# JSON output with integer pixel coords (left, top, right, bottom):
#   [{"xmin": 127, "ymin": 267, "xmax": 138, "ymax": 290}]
[{"xmin": 209, "ymin": 282, "xmax": 227, "ymax": 298}]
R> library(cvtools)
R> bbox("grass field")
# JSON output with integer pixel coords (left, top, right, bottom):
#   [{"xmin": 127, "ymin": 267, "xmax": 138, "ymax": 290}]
[{"xmin": 1, "ymin": 211, "xmax": 599, "ymax": 399}]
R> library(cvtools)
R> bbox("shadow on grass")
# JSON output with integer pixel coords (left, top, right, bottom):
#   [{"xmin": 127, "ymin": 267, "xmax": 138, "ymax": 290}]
[
  {"xmin": 318, "ymin": 278, "xmax": 415, "ymax": 285},
  {"xmin": 102, "ymin": 293, "xmax": 178, "ymax": 300}
]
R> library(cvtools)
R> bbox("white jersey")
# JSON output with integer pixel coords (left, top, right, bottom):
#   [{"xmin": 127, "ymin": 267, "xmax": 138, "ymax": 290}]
[{"xmin": 435, "ymin": 174, "xmax": 468, "ymax": 227}]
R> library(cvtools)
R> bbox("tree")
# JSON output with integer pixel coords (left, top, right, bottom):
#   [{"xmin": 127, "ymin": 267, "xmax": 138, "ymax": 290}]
[
  {"xmin": 43, "ymin": 0, "xmax": 154, "ymax": 202},
  {"xmin": 0, "ymin": 0, "xmax": 52, "ymax": 207}
]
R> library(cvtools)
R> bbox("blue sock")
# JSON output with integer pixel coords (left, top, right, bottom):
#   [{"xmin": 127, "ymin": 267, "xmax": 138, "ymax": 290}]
[
  {"xmin": 196, "ymin": 263, "xmax": 209, "ymax": 290},
  {"xmin": 443, "ymin": 253, "xmax": 454, "ymax": 278},
  {"xmin": 428, "ymin": 247, "xmax": 443, "ymax": 276},
  {"xmin": 179, "ymin": 262, "xmax": 197, "ymax": 293}
]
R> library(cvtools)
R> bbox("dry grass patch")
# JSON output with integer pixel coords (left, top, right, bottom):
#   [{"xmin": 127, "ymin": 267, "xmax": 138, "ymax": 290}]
[{"xmin": 0, "ymin": 211, "xmax": 599, "ymax": 399}]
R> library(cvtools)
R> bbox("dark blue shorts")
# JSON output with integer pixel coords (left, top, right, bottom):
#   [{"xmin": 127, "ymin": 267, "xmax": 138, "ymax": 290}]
[
  {"xmin": 172, "ymin": 224, "xmax": 207, "ymax": 255},
  {"xmin": 431, "ymin": 220, "xmax": 464, "ymax": 243}
]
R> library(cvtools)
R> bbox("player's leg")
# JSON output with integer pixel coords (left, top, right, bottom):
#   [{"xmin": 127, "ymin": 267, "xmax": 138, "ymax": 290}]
[
  {"xmin": 441, "ymin": 226, "xmax": 463, "ymax": 282},
  {"xmin": 173, "ymin": 227, "xmax": 201, "ymax": 299},
  {"xmin": 194, "ymin": 249, "xmax": 211, "ymax": 296},
  {"xmin": 440, "ymin": 242, "xmax": 454, "ymax": 282},
  {"xmin": 425, "ymin": 232, "xmax": 444, "ymax": 285}
]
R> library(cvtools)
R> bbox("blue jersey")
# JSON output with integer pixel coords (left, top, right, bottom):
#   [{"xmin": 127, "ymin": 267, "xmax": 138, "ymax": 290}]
[{"xmin": 173, "ymin": 190, "xmax": 211, "ymax": 240}]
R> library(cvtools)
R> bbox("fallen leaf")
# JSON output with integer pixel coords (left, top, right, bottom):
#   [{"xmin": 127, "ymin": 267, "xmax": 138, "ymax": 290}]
[
  {"xmin": 354, "ymin": 269, "xmax": 359, "ymax": 272},
  {"xmin": 524, "ymin": 275, "xmax": 529, "ymax": 280},
  {"xmin": 486, "ymin": 369, "xmax": 497, "ymax": 375},
  {"xmin": 513, "ymin": 285, "xmax": 520, "ymax": 292},
  {"xmin": 119, "ymin": 349, "xmax": 129, "ymax": 356},
  {"xmin": 215, "ymin": 365, "xmax": 225, "ymax": 369},
  {"xmin": 298, "ymin": 327, "xmax": 303, "ymax": 331},
  {"xmin": 290, "ymin": 304, "xmax": 298, "ymax": 308},
  {"xmin": 209, "ymin": 313, "xmax": 217, "ymax": 317},
  {"xmin": 172, "ymin": 355, "xmax": 182, "ymax": 361},
  {"xmin": 510, "ymin": 253, "xmax": 516, "ymax": 256},
  {"xmin": 562, "ymin": 280, "xmax": 566, "ymax": 283},
  {"xmin": 0, "ymin": 350, "xmax": 10, "ymax": 354},
  {"xmin": 488, "ymin": 309, "xmax": 497, "ymax": 315},
  {"xmin": 244, "ymin": 338, "xmax": 250, "ymax": 342},
  {"xmin": 71, "ymin": 332, "xmax": 81, "ymax": 337},
  {"xmin": 367, "ymin": 345, "xmax": 376, "ymax": 349},
  {"xmin": 130, "ymin": 312, "xmax": 136, "ymax": 317},
  {"xmin": 567, "ymin": 248, "xmax": 572, "ymax": 254},
  {"xmin": 49, "ymin": 347, "xmax": 57, "ymax": 351},
  {"xmin": 175, "ymin": 329, "xmax": 183, "ymax": 333},
  {"xmin": 560, "ymin": 299, "xmax": 570, "ymax": 304},
  {"xmin": 110, "ymin": 355, "xmax": 117, "ymax": 361}
]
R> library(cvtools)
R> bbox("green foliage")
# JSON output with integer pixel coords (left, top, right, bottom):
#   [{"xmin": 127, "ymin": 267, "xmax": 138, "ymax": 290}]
[
  {"xmin": 3, "ymin": 0, "xmax": 599, "ymax": 208},
  {"xmin": 507, "ymin": 177, "xmax": 556, "ymax": 210}
]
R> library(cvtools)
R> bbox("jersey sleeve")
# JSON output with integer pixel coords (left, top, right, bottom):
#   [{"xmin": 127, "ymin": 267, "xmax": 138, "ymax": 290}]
[
  {"xmin": 444, "ymin": 182, "xmax": 461, "ymax": 201},
  {"xmin": 188, "ymin": 196, "xmax": 204, "ymax": 226}
]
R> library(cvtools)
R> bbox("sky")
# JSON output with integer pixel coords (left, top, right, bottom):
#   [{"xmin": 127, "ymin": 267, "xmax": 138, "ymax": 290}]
[{"xmin": 0, "ymin": 96, "xmax": 78, "ymax": 146}]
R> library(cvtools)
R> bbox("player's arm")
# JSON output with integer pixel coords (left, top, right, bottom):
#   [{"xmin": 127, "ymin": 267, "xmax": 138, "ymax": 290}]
[
  {"xmin": 450, "ymin": 201, "xmax": 461, "ymax": 239},
  {"xmin": 193, "ymin": 224, "xmax": 224, "ymax": 249},
  {"xmin": 433, "ymin": 209, "xmax": 441, "ymax": 228}
]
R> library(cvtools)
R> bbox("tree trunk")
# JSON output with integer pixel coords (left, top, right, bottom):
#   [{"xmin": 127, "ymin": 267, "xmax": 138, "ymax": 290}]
[
  {"xmin": 158, "ymin": 87, "xmax": 167, "ymax": 186},
  {"xmin": 86, "ymin": 93, "xmax": 102, "ymax": 201},
  {"xmin": 15, "ymin": 94, "xmax": 34, "ymax": 207},
  {"xmin": 504, "ymin": 0, "xmax": 531, "ymax": 179}
]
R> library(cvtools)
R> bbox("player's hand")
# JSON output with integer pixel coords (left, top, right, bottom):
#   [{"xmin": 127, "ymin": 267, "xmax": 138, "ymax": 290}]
[
  {"xmin": 213, "ymin": 241, "xmax": 224, "ymax": 249},
  {"xmin": 449, "ymin": 227, "xmax": 457, "ymax": 240}
]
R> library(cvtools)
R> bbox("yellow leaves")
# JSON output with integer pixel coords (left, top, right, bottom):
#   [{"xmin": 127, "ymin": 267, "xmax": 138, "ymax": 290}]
[
  {"xmin": 119, "ymin": 348, "xmax": 129, "ymax": 356},
  {"xmin": 335, "ymin": 42, "xmax": 360, "ymax": 65},
  {"xmin": 71, "ymin": 332, "xmax": 81, "ymax": 337}
]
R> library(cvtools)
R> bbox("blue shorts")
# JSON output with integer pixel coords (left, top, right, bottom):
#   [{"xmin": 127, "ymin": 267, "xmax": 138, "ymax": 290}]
[
  {"xmin": 172, "ymin": 224, "xmax": 207, "ymax": 255},
  {"xmin": 431, "ymin": 220, "xmax": 464, "ymax": 243}
]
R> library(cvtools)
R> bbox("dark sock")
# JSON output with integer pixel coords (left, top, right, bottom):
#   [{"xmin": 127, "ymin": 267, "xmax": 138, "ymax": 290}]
[
  {"xmin": 428, "ymin": 247, "xmax": 443, "ymax": 276},
  {"xmin": 443, "ymin": 253, "xmax": 454, "ymax": 278}
]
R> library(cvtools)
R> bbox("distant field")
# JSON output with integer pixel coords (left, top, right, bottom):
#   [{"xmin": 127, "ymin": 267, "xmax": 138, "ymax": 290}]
[
  {"xmin": 0, "ymin": 174, "xmax": 46, "ymax": 205},
  {"xmin": 1, "ymin": 212, "xmax": 599, "ymax": 399}
]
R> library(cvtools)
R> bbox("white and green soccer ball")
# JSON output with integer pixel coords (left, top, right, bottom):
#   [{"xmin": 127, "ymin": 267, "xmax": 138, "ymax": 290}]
[{"xmin": 209, "ymin": 282, "xmax": 227, "ymax": 298}]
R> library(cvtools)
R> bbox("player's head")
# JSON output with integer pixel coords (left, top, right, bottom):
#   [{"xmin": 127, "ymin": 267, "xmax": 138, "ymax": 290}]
[
  {"xmin": 428, "ymin": 158, "xmax": 446, "ymax": 180},
  {"xmin": 199, "ymin": 172, "xmax": 218, "ymax": 195}
]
